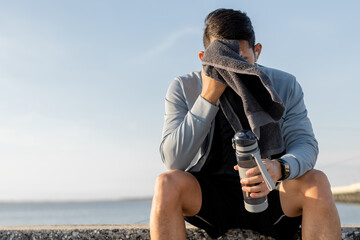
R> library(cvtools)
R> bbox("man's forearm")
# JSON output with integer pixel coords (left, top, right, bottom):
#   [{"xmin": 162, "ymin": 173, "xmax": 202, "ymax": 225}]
[{"xmin": 160, "ymin": 94, "xmax": 218, "ymax": 170}]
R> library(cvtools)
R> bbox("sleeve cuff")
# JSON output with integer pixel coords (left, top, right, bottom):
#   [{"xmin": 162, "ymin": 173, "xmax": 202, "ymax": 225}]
[
  {"xmin": 279, "ymin": 154, "xmax": 299, "ymax": 180},
  {"xmin": 190, "ymin": 96, "xmax": 219, "ymax": 124}
]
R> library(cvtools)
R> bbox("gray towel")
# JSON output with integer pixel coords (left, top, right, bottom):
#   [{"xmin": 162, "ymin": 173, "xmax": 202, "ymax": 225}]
[{"xmin": 201, "ymin": 39, "xmax": 285, "ymax": 158}]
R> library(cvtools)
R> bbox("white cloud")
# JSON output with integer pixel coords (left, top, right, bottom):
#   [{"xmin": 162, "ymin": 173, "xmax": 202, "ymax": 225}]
[{"xmin": 131, "ymin": 27, "xmax": 199, "ymax": 64}]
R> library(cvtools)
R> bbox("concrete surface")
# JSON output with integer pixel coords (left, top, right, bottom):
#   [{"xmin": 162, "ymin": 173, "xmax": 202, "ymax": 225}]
[{"xmin": 0, "ymin": 224, "xmax": 358, "ymax": 239}]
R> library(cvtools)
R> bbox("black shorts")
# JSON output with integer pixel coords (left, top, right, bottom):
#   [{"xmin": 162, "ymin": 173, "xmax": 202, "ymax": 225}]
[{"xmin": 184, "ymin": 172, "xmax": 302, "ymax": 239}]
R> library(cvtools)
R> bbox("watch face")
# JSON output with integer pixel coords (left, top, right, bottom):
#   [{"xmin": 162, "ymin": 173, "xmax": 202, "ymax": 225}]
[
  {"xmin": 283, "ymin": 162, "xmax": 290, "ymax": 179},
  {"xmin": 279, "ymin": 159, "xmax": 290, "ymax": 180}
]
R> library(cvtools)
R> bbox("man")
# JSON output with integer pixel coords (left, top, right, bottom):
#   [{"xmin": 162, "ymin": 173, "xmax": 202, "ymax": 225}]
[{"xmin": 150, "ymin": 8, "xmax": 341, "ymax": 240}]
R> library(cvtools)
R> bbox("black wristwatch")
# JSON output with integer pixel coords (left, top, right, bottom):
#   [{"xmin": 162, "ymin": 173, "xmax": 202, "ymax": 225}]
[{"xmin": 277, "ymin": 159, "xmax": 290, "ymax": 181}]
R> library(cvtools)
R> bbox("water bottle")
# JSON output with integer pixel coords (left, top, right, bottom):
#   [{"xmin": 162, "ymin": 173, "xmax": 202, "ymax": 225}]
[{"xmin": 232, "ymin": 130, "xmax": 275, "ymax": 213}]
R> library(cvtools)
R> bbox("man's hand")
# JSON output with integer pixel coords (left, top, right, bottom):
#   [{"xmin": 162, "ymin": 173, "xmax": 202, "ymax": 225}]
[
  {"xmin": 200, "ymin": 70, "xmax": 227, "ymax": 105},
  {"xmin": 233, "ymin": 159, "xmax": 282, "ymax": 198}
]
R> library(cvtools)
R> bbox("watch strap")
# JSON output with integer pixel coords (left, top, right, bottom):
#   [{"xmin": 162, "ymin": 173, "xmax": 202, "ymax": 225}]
[{"xmin": 278, "ymin": 159, "xmax": 290, "ymax": 181}]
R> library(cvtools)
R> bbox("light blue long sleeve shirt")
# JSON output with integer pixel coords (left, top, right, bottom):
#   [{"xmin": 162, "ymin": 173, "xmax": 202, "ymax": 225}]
[{"xmin": 160, "ymin": 65, "xmax": 318, "ymax": 180}]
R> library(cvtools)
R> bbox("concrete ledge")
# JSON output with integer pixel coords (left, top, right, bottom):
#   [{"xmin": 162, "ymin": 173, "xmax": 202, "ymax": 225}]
[
  {"xmin": 334, "ymin": 192, "xmax": 360, "ymax": 203},
  {"xmin": 332, "ymin": 183, "xmax": 360, "ymax": 203},
  {"xmin": 0, "ymin": 224, "xmax": 359, "ymax": 239}
]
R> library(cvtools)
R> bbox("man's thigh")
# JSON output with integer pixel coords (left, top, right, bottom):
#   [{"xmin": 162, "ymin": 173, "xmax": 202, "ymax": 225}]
[
  {"xmin": 278, "ymin": 175, "xmax": 304, "ymax": 217},
  {"xmin": 279, "ymin": 169, "xmax": 330, "ymax": 217}
]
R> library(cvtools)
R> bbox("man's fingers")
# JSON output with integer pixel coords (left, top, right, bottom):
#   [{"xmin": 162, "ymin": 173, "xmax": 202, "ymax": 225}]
[
  {"xmin": 249, "ymin": 190, "xmax": 270, "ymax": 198},
  {"xmin": 245, "ymin": 159, "xmax": 272, "ymax": 176},
  {"xmin": 240, "ymin": 159, "xmax": 273, "ymax": 199},
  {"xmin": 245, "ymin": 166, "xmax": 259, "ymax": 176},
  {"xmin": 241, "ymin": 174, "xmax": 263, "ymax": 185},
  {"xmin": 242, "ymin": 184, "xmax": 263, "ymax": 193},
  {"xmin": 242, "ymin": 183, "xmax": 269, "ymax": 198}
]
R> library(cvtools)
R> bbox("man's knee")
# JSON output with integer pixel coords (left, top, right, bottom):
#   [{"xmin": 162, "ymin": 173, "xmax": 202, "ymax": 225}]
[
  {"xmin": 300, "ymin": 169, "xmax": 330, "ymax": 187},
  {"xmin": 298, "ymin": 169, "xmax": 332, "ymax": 199},
  {"xmin": 153, "ymin": 170, "xmax": 201, "ymax": 217},
  {"xmin": 153, "ymin": 170, "xmax": 187, "ymax": 203}
]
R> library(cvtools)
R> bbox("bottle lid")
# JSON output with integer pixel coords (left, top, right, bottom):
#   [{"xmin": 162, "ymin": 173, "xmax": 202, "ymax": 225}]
[{"xmin": 233, "ymin": 130, "xmax": 256, "ymax": 147}]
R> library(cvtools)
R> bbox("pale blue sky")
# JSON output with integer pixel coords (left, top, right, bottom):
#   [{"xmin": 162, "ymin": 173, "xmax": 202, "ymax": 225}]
[{"xmin": 0, "ymin": 0, "xmax": 359, "ymax": 201}]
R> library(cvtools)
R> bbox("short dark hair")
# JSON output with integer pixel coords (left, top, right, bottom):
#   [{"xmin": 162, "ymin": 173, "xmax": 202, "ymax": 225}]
[{"xmin": 203, "ymin": 9, "xmax": 255, "ymax": 49}]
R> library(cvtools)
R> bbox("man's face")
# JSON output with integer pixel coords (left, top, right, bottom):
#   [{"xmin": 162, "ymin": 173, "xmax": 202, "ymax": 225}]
[
  {"xmin": 237, "ymin": 40, "xmax": 256, "ymax": 65},
  {"xmin": 209, "ymin": 37, "xmax": 260, "ymax": 65}
]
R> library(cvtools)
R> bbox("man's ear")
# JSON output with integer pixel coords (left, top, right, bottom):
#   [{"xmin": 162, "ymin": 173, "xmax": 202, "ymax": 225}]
[
  {"xmin": 198, "ymin": 51, "xmax": 205, "ymax": 60},
  {"xmin": 254, "ymin": 43, "xmax": 262, "ymax": 62}
]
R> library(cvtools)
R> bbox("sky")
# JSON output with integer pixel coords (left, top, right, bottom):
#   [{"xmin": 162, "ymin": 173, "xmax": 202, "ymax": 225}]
[{"xmin": 0, "ymin": 0, "xmax": 359, "ymax": 201}]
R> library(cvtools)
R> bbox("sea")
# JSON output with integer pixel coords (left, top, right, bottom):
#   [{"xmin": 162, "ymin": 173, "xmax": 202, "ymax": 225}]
[{"xmin": 0, "ymin": 199, "xmax": 358, "ymax": 226}]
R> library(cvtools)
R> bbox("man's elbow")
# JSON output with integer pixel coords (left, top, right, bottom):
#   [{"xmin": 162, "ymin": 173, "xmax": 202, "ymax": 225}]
[
  {"xmin": 160, "ymin": 146, "xmax": 187, "ymax": 171},
  {"xmin": 162, "ymin": 156, "xmax": 187, "ymax": 171},
  {"xmin": 309, "ymin": 137, "xmax": 319, "ymax": 162},
  {"xmin": 159, "ymin": 136, "xmax": 198, "ymax": 170}
]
